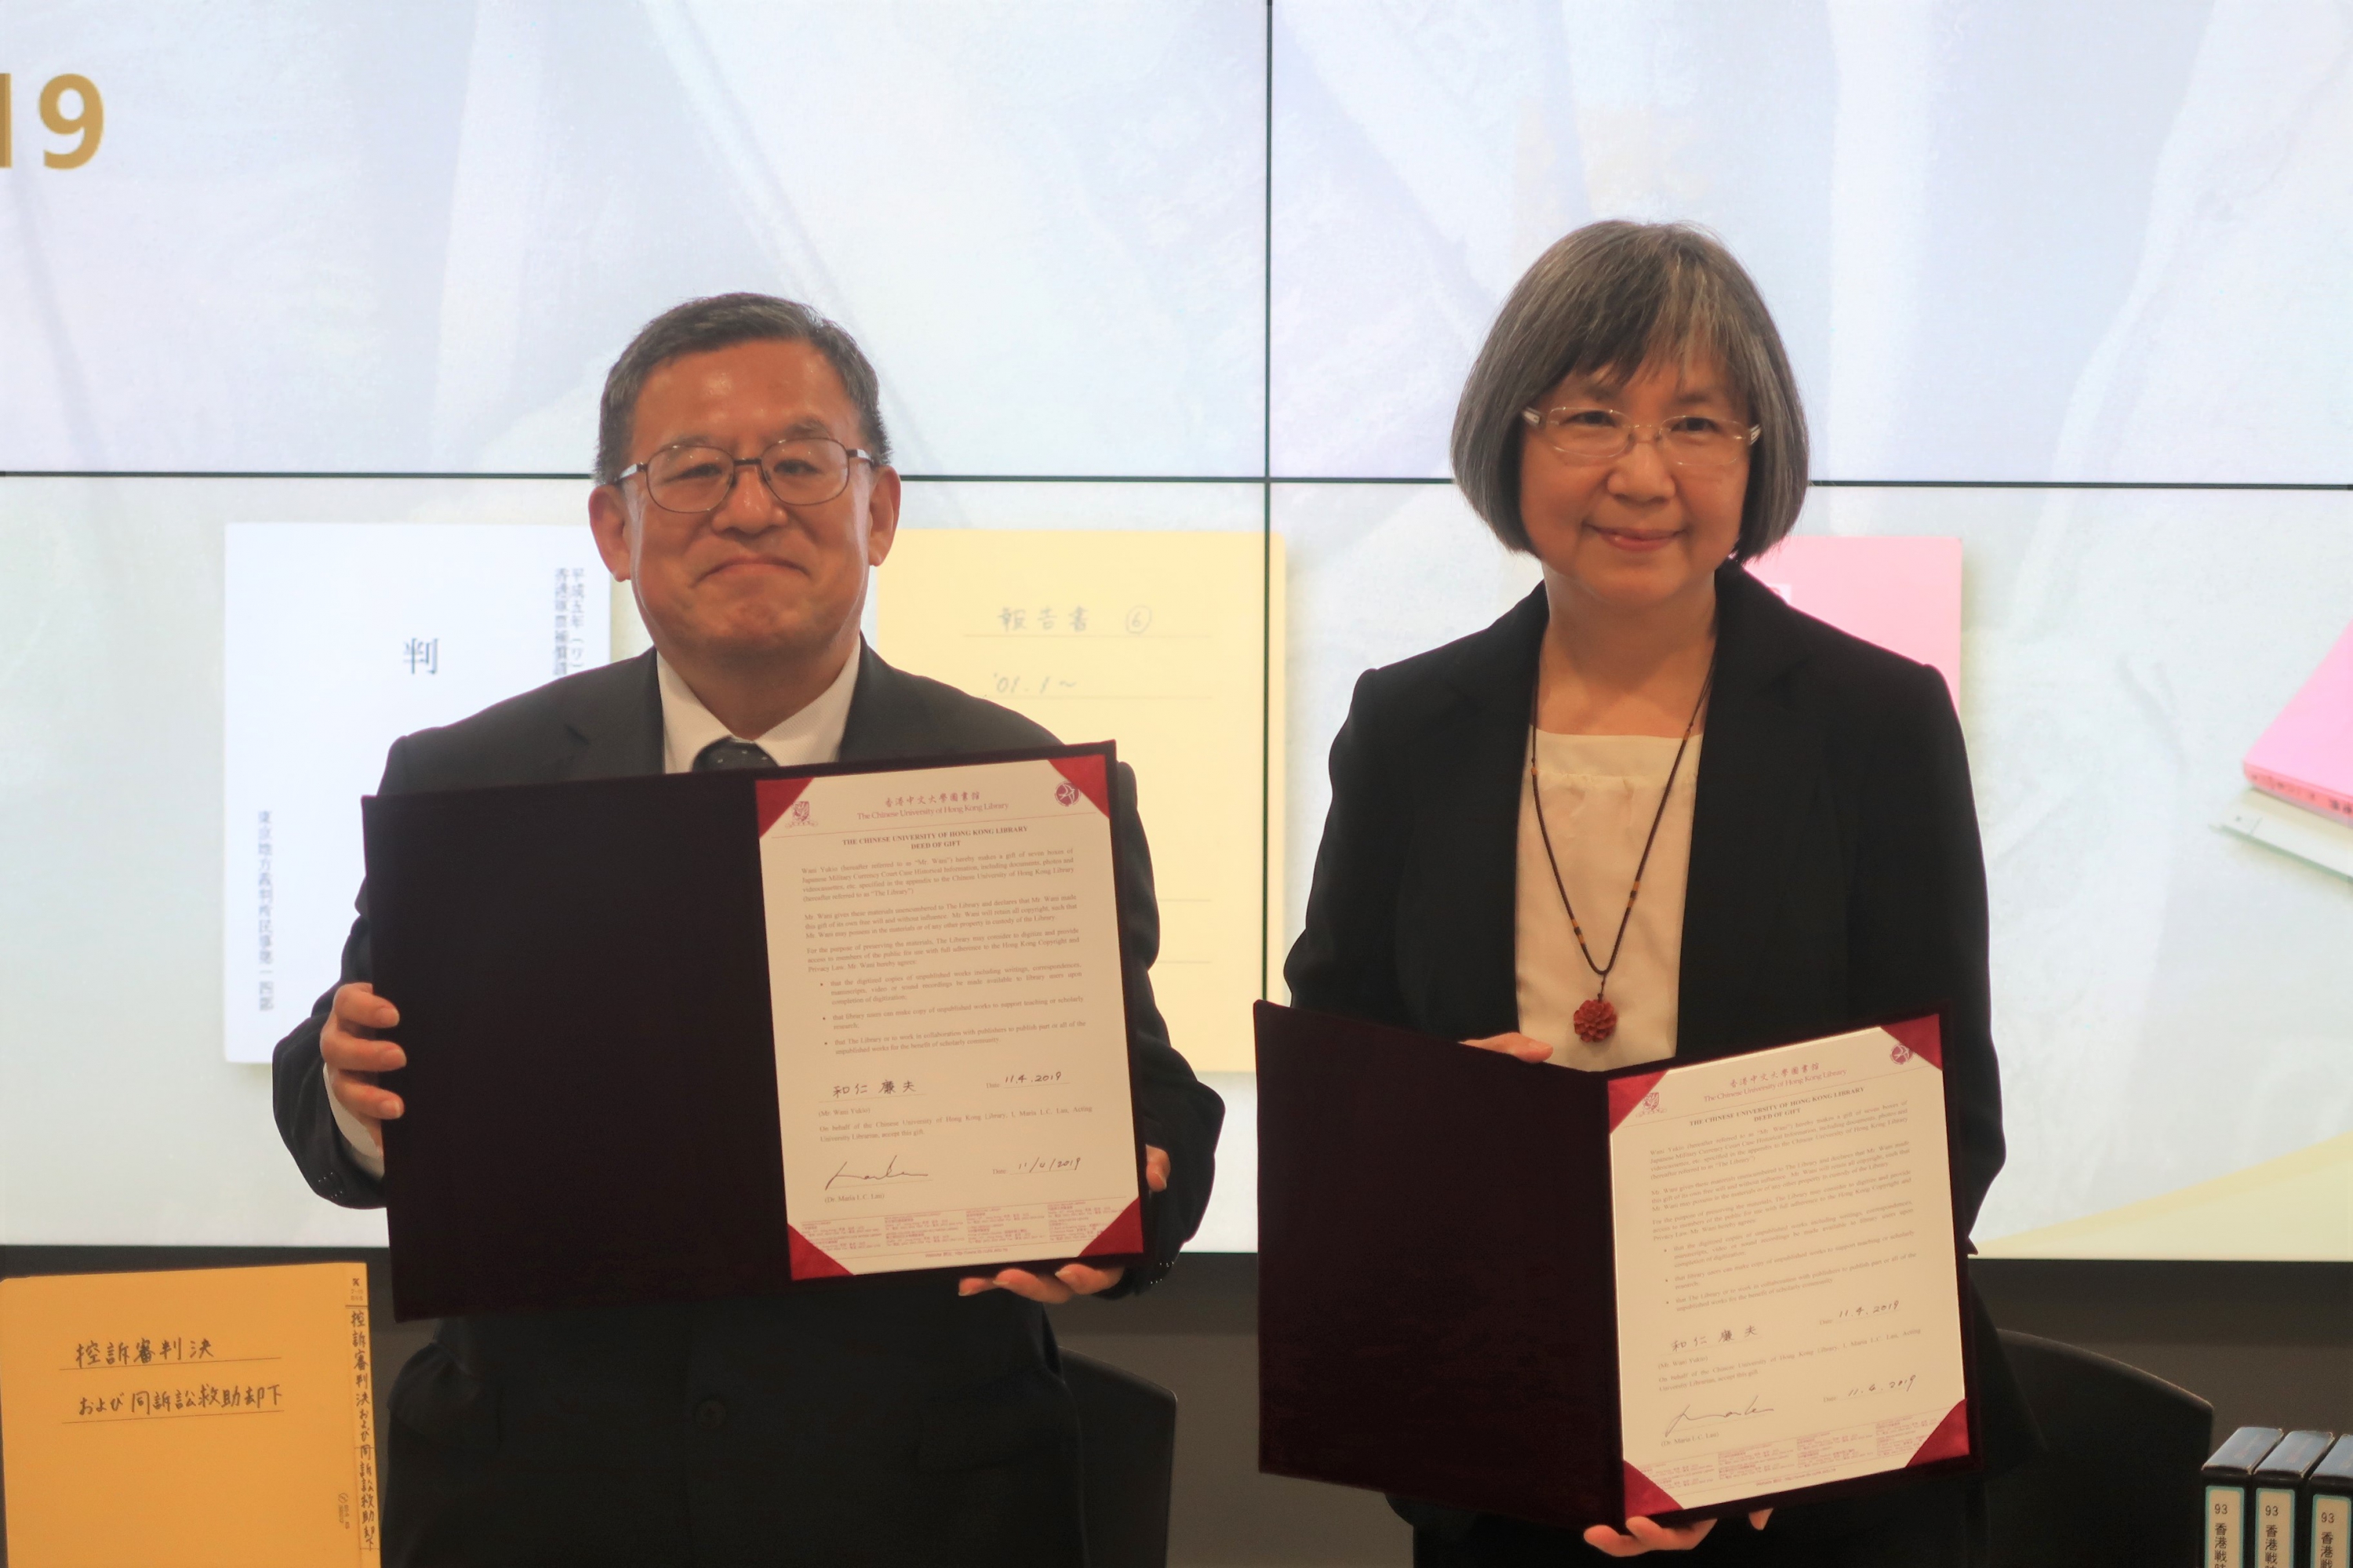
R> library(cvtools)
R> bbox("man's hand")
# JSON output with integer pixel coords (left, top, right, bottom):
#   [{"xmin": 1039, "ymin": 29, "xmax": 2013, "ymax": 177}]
[
  {"xmin": 321, "ymin": 982, "xmax": 406, "ymax": 1152},
  {"xmin": 1582, "ymin": 1510, "xmax": 1771, "ymax": 1557},
  {"xmin": 1464, "ymin": 1031, "xmax": 1555, "ymax": 1063},
  {"xmin": 957, "ymin": 1145, "xmax": 1169, "ymax": 1304}
]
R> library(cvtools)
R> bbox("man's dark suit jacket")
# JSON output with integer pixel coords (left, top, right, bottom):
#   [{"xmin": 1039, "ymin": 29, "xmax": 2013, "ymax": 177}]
[
  {"xmin": 273, "ymin": 642, "xmax": 1224, "ymax": 1568},
  {"xmin": 1285, "ymin": 565, "xmax": 2035, "ymax": 1563}
]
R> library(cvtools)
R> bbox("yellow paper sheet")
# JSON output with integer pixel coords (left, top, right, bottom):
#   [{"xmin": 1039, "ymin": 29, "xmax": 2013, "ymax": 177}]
[
  {"xmin": 1980, "ymin": 1130, "xmax": 2353, "ymax": 1261},
  {"xmin": 878, "ymin": 529, "xmax": 1281, "ymax": 1071},
  {"xmin": 1, "ymin": 1262, "xmax": 380, "ymax": 1568}
]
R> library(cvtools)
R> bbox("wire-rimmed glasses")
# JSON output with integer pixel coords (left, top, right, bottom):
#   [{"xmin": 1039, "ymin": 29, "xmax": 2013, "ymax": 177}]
[
  {"xmin": 1521, "ymin": 406, "xmax": 1760, "ymax": 473},
  {"xmin": 618, "ymin": 436, "xmax": 875, "ymax": 514}
]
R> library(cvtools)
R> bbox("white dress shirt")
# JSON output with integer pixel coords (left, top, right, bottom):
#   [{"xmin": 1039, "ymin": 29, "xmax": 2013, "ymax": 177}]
[
  {"xmin": 330, "ymin": 649, "xmax": 864, "ymax": 1175},
  {"xmin": 656, "ymin": 644, "xmax": 860, "ymax": 775}
]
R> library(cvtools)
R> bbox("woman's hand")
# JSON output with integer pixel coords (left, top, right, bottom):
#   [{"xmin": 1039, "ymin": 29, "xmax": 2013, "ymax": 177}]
[
  {"xmin": 1462, "ymin": 1031, "xmax": 1556, "ymax": 1064},
  {"xmin": 1582, "ymin": 1510, "xmax": 1770, "ymax": 1556}
]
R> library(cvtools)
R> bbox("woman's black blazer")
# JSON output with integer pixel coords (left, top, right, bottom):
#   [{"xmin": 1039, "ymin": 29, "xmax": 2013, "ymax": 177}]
[
  {"xmin": 1284, "ymin": 564, "xmax": 2038, "ymax": 1537},
  {"xmin": 1287, "ymin": 562, "xmax": 2004, "ymax": 1229}
]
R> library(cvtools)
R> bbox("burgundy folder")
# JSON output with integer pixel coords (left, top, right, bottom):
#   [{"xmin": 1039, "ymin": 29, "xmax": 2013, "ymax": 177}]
[
  {"xmin": 362, "ymin": 747, "xmax": 1142, "ymax": 1322},
  {"xmin": 1254, "ymin": 1001, "xmax": 1980, "ymax": 1533}
]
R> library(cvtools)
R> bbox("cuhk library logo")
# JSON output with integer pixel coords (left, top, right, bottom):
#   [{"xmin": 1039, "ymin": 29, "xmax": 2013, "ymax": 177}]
[
  {"xmin": 1890, "ymin": 1042, "xmax": 1912, "ymax": 1064},
  {"xmin": 1055, "ymin": 780, "xmax": 1080, "ymax": 807}
]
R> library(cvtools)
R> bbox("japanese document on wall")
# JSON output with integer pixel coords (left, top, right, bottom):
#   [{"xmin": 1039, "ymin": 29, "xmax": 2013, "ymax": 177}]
[
  {"xmin": 877, "ymin": 529, "xmax": 1281, "ymax": 1071},
  {"xmin": 222, "ymin": 522, "xmax": 609, "ymax": 1060}
]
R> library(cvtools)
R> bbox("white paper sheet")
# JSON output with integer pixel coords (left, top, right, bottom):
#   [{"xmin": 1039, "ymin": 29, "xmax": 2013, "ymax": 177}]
[
  {"xmin": 2220, "ymin": 787, "xmax": 2353, "ymax": 882},
  {"xmin": 1609, "ymin": 1026, "xmax": 1969, "ymax": 1512},
  {"xmin": 221, "ymin": 523, "xmax": 609, "ymax": 1062},
  {"xmin": 758, "ymin": 755, "xmax": 1142, "ymax": 1276}
]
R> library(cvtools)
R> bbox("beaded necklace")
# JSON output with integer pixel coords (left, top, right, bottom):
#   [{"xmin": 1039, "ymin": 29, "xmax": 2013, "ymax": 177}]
[{"xmin": 1526, "ymin": 664, "xmax": 1712, "ymax": 1044}]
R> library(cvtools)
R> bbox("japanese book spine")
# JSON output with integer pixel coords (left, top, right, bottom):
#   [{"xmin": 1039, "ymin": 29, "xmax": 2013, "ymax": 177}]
[
  {"xmin": 2240, "ymin": 1421, "xmax": 2334, "ymax": 1563},
  {"xmin": 2304, "ymin": 1435, "xmax": 2353, "ymax": 1568},
  {"xmin": 2252, "ymin": 1431, "xmax": 2333, "ymax": 1568},
  {"xmin": 346, "ymin": 1266, "xmax": 383, "ymax": 1567},
  {"xmin": 2256, "ymin": 1486, "xmax": 2297, "ymax": 1568},
  {"xmin": 2207, "ymin": 1428, "xmax": 2288, "ymax": 1568}
]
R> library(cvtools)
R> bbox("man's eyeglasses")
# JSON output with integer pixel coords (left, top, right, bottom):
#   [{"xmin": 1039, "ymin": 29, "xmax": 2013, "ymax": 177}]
[
  {"xmin": 1522, "ymin": 406, "xmax": 1760, "ymax": 474},
  {"xmin": 618, "ymin": 437, "xmax": 875, "ymax": 515}
]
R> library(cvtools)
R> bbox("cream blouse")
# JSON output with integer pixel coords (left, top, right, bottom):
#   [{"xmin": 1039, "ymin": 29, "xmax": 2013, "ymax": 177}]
[{"xmin": 1515, "ymin": 731, "xmax": 1700, "ymax": 1070}]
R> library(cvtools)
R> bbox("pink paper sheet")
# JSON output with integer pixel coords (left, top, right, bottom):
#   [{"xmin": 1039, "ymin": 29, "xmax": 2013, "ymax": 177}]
[
  {"xmin": 2243, "ymin": 621, "xmax": 2353, "ymax": 821},
  {"xmin": 1747, "ymin": 537, "xmax": 1963, "ymax": 707}
]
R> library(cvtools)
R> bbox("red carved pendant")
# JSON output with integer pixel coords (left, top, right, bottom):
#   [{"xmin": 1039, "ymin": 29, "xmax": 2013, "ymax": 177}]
[{"xmin": 1573, "ymin": 996, "xmax": 1618, "ymax": 1043}]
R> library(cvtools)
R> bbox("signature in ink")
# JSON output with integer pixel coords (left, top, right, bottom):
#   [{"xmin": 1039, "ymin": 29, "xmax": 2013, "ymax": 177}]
[
  {"xmin": 826, "ymin": 1153, "xmax": 931, "ymax": 1190},
  {"xmin": 1664, "ymin": 1393, "xmax": 1775, "ymax": 1442}
]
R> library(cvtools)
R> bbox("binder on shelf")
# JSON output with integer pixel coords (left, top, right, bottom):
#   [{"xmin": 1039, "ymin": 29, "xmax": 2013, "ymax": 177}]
[
  {"xmin": 2249, "ymin": 1430, "xmax": 2333, "ymax": 1568},
  {"xmin": 2307, "ymin": 1435, "xmax": 2353, "ymax": 1568},
  {"xmin": 2206, "ymin": 1427, "xmax": 2286, "ymax": 1568}
]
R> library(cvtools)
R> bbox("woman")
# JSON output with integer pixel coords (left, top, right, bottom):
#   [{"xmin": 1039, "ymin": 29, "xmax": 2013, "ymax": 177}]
[{"xmin": 1286, "ymin": 222, "xmax": 2032, "ymax": 1564}]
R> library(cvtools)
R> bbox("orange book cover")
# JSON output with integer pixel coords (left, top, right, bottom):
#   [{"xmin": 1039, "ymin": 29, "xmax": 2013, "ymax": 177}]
[{"xmin": 0, "ymin": 1261, "xmax": 380, "ymax": 1567}]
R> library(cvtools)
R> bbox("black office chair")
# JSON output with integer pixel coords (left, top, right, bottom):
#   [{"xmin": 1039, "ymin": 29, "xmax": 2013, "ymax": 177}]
[
  {"xmin": 1061, "ymin": 1348, "xmax": 1179, "ymax": 1568},
  {"xmin": 1986, "ymin": 1330, "xmax": 2214, "ymax": 1568}
]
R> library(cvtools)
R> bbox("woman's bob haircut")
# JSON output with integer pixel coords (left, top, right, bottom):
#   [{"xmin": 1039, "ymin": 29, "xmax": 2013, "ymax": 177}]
[{"xmin": 1450, "ymin": 220, "xmax": 1809, "ymax": 562}]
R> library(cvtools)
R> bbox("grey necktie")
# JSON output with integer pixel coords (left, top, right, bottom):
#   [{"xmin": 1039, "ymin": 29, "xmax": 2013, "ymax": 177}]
[{"xmin": 693, "ymin": 738, "xmax": 775, "ymax": 772}]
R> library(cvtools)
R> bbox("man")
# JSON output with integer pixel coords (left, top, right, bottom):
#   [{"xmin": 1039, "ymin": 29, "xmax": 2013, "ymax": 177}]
[{"xmin": 272, "ymin": 293, "xmax": 1224, "ymax": 1566}]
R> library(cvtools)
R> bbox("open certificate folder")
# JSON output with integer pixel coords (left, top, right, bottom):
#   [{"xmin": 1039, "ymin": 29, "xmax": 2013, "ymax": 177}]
[
  {"xmin": 1256, "ymin": 1003, "xmax": 1977, "ymax": 1531},
  {"xmin": 363, "ymin": 744, "xmax": 1144, "ymax": 1321}
]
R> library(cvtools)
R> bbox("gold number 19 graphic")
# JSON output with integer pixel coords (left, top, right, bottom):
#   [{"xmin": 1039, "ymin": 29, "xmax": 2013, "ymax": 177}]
[{"xmin": 0, "ymin": 73, "xmax": 105, "ymax": 169}]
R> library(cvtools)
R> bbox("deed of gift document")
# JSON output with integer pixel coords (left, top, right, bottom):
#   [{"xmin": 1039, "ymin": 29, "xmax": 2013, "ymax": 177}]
[
  {"xmin": 365, "ymin": 744, "xmax": 1145, "ymax": 1321},
  {"xmin": 1256, "ymin": 1003, "xmax": 1975, "ymax": 1533},
  {"xmin": 1606, "ymin": 1025, "xmax": 1969, "ymax": 1512},
  {"xmin": 757, "ymin": 751, "xmax": 1144, "ymax": 1276}
]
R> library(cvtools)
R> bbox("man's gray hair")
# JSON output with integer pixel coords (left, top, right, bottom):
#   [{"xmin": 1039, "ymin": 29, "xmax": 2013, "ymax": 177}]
[
  {"xmin": 594, "ymin": 293, "xmax": 893, "ymax": 486},
  {"xmin": 1450, "ymin": 221, "xmax": 1808, "ymax": 561}
]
